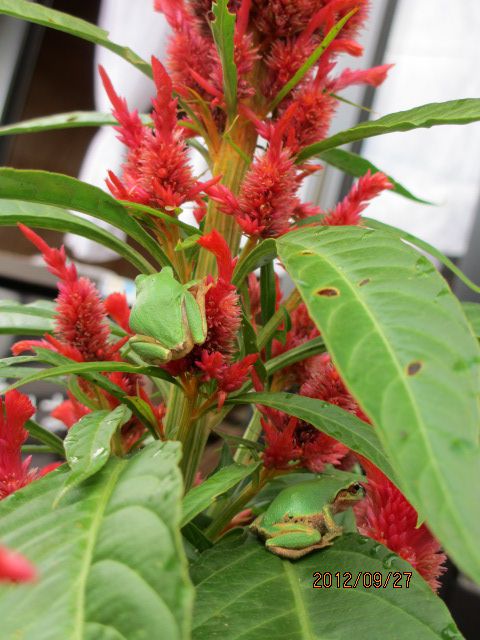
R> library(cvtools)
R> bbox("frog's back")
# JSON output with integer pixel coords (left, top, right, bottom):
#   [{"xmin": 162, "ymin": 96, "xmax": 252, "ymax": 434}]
[
  {"xmin": 261, "ymin": 478, "xmax": 348, "ymax": 526},
  {"xmin": 131, "ymin": 272, "xmax": 185, "ymax": 342}
]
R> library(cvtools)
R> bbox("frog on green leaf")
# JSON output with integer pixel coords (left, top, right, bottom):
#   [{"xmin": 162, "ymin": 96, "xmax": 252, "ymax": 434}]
[
  {"xmin": 128, "ymin": 267, "xmax": 208, "ymax": 364},
  {"xmin": 250, "ymin": 476, "xmax": 365, "ymax": 559}
]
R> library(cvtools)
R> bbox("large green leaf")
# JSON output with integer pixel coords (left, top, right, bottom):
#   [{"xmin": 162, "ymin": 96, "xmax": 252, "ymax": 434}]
[
  {"xmin": 61, "ymin": 406, "xmax": 132, "ymax": 495},
  {"xmin": 0, "ymin": 169, "xmax": 171, "ymax": 269},
  {"xmin": 364, "ymin": 217, "xmax": 480, "ymax": 295},
  {"xmin": 277, "ymin": 225, "xmax": 480, "ymax": 583},
  {"xmin": 232, "ymin": 392, "xmax": 396, "ymax": 486},
  {"xmin": 463, "ymin": 302, "xmax": 480, "ymax": 339},
  {"xmin": 319, "ymin": 148, "xmax": 432, "ymax": 204},
  {"xmin": 0, "ymin": 199, "xmax": 154, "ymax": 274},
  {"xmin": 210, "ymin": 0, "xmax": 237, "ymax": 118},
  {"xmin": 182, "ymin": 462, "xmax": 260, "ymax": 527},
  {"xmin": 0, "ymin": 442, "xmax": 193, "ymax": 639},
  {"xmin": 297, "ymin": 98, "xmax": 480, "ymax": 161},
  {"xmin": 0, "ymin": 0, "xmax": 151, "ymax": 77},
  {"xmin": 0, "ymin": 111, "xmax": 152, "ymax": 136},
  {"xmin": 192, "ymin": 531, "xmax": 462, "ymax": 639}
]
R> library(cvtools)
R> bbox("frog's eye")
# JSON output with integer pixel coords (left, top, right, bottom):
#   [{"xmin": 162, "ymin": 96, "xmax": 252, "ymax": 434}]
[{"xmin": 348, "ymin": 483, "xmax": 363, "ymax": 495}]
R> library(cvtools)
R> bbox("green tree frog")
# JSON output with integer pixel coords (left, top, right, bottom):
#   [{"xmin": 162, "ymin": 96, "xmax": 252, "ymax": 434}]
[
  {"xmin": 250, "ymin": 476, "xmax": 365, "ymax": 559},
  {"xmin": 128, "ymin": 267, "xmax": 208, "ymax": 364}
]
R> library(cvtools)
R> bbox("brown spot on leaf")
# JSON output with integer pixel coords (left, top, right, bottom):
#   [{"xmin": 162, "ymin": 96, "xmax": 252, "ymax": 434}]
[
  {"xmin": 300, "ymin": 250, "xmax": 314, "ymax": 256},
  {"xmin": 358, "ymin": 278, "xmax": 371, "ymax": 287},
  {"xmin": 407, "ymin": 361, "xmax": 422, "ymax": 376},
  {"xmin": 316, "ymin": 287, "xmax": 339, "ymax": 297}
]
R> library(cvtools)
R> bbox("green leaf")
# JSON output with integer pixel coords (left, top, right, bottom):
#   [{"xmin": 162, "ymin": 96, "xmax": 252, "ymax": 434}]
[
  {"xmin": 2, "ymin": 359, "xmax": 178, "ymax": 394},
  {"xmin": 0, "ymin": 199, "xmax": 155, "ymax": 275},
  {"xmin": 232, "ymin": 238, "xmax": 277, "ymax": 287},
  {"xmin": 232, "ymin": 391, "xmax": 397, "ymax": 486},
  {"xmin": 25, "ymin": 419, "xmax": 65, "ymax": 456},
  {"xmin": 260, "ymin": 261, "xmax": 276, "ymax": 327},
  {"xmin": 269, "ymin": 9, "xmax": 357, "ymax": 111},
  {"xmin": 463, "ymin": 302, "xmax": 480, "ymax": 339},
  {"xmin": 265, "ymin": 336, "xmax": 325, "ymax": 376},
  {"xmin": 277, "ymin": 225, "xmax": 480, "ymax": 583},
  {"xmin": 192, "ymin": 531, "xmax": 462, "ymax": 639},
  {"xmin": 0, "ymin": 305, "xmax": 54, "ymax": 336},
  {"xmin": 0, "ymin": 111, "xmax": 152, "ymax": 136},
  {"xmin": 0, "ymin": 441, "xmax": 193, "ymax": 639},
  {"xmin": 62, "ymin": 406, "xmax": 132, "ymax": 494},
  {"xmin": 210, "ymin": 0, "xmax": 237, "ymax": 118},
  {"xmin": 0, "ymin": 0, "xmax": 151, "ymax": 77},
  {"xmin": 319, "ymin": 148, "xmax": 433, "ymax": 204},
  {"xmin": 363, "ymin": 217, "xmax": 480, "ymax": 295},
  {"xmin": 182, "ymin": 462, "xmax": 261, "ymax": 527},
  {"xmin": 297, "ymin": 98, "xmax": 480, "ymax": 161},
  {"xmin": 0, "ymin": 169, "xmax": 171, "ymax": 270}
]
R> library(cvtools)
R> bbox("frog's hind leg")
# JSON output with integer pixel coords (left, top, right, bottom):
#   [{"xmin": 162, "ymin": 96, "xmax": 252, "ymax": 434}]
[{"xmin": 265, "ymin": 524, "xmax": 323, "ymax": 559}]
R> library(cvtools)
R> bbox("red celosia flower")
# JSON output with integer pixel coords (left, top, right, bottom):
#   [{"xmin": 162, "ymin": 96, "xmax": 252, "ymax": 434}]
[
  {"xmin": 300, "ymin": 352, "xmax": 368, "ymax": 421},
  {"xmin": 196, "ymin": 350, "xmax": 258, "ymax": 407},
  {"xmin": 294, "ymin": 423, "xmax": 349, "ymax": 473},
  {"xmin": 197, "ymin": 229, "xmax": 237, "ymax": 282},
  {"xmin": 355, "ymin": 460, "xmax": 447, "ymax": 591},
  {"xmin": 321, "ymin": 170, "xmax": 392, "ymax": 226},
  {"xmin": 0, "ymin": 545, "xmax": 36, "ymax": 583},
  {"xmin": 51, "ymin": 393, "xmax": 90, "ymax": 429},
  {"xmin": 209, "ymin": 142, "xmax": 299, "ymax": 238},
  {"xmin": 101, "ymin": 58, "xmax": 215, "ymax": 211},
  {"xmin": 104, "ymin": 292, "xmax": 132, "ymax": 334},
  {"xmin": 329, "ymin": 63, "xmax": 393, "ymax": 92},
  {"xmin": 0, "ymin": 390, "xmax": 37, "ymax": 500},
  {"xmin": 14, "ymin": 226, "xmax": 117, "ymax": 362},
  {"xmin": 261, "ymin": 410, "xmax": 302, "ymax": 469}
]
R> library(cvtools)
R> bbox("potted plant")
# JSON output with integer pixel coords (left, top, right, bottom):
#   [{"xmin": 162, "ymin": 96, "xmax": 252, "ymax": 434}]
[{"xmin": 0, "ymin": 1, "xmax": 479, "ymax": 638}]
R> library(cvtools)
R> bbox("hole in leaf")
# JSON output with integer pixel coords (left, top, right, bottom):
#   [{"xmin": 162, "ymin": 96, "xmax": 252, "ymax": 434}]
[
  {"xmin": 407, "ymin": 361, "xmax": 422, "ymax": 376},
  {"xmin": 358, "ymin": 278, "xmax": 371, "ymax": 287},
  {"xmin": 316, "ymin": 287, "xmax": 339, "ymax": 297}
]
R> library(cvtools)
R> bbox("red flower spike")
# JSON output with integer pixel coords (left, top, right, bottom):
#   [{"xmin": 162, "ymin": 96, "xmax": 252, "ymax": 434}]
[
  {"xmin": 322, "ymin": 170, "xmax": 393, "ymax": 226},
  {"xmin": 18, "ymin": 224, "xmax": 76, "ymax": 283},
  {"xmin": 195, "ymin": 350, "xmax": 225, "ymax": 380},
  {"xmin": 262, "ymin": 414, "xmax": 302, "ymax": 470},
  {"xmin": 330, "ymin": 64, "xmax": 394, "ymax": 92},
  {"xmin": 0, "ymin": 546, "xmax": 37, "ymax": 583},
  {"xmin": 355, "ymin": 460, "xmax": 447, "ymax": 591},
  {"xmin": 104, "ymin": 292, "xmax": 132, "ymax": 334},
  {"xmin": 0, "ymin": 391, "xmax": 37, "ymax": 500},
  {"xmin": 51, "ymin": 394, "xmax": 90, "ymax": 429},
  {"xmin": 151, "ymin": 56, "xmax": 179, "ymax": 141},
  {"xmin": 197, "ymin": 230, "xmax": 237, "ymax": 282}
]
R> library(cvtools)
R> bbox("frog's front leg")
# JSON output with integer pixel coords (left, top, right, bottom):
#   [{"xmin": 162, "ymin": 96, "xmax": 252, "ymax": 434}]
[{"xmin": 265, "ymin": 523, "xmax": 323, "ymax": 560}]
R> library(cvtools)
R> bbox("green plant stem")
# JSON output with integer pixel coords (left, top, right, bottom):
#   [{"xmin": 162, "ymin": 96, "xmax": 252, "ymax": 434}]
[
  {"xmin": 234, "ymin": 408, "xmax": 262, "ymax": 465},
  {"xmin": 181, "ymin": 415, "xmax": 209, "ymax": 491},
  {"xmin": 195, "ymin": 119, "xmax": 258, "ymax": 278},
  {"xmin": 206, "ymin": 469, "xmax": 271, "ymax": 539}
]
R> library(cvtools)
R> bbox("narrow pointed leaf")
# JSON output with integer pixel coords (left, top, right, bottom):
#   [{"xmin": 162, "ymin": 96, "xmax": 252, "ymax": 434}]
[
  {"xmin": 232, "ymin": 239, "xmax": 277, "ymax": 287},
  {"xmin": 232, "ymin": 391, "xmax": 396, "ymax": 485},
  {"xmin": 0, "ymin": 442, "xmax": 193, "ymax": 639},
  {"xmin": 192, "ymin": 532, "xmax": 462, "ymax": 639},
  {"xmin": 297, "ymin": 98, "xmax": 480, "ymax": 161},
  {"xmin": 277, "ymin": 225, "xmax": 480, "ymax": 584},
  {"xmin": 0, "ymin": 0, "xmax": 151, "ymax": 77},
  {"xmin": 182, "ymin": 462, "xmax": 261, "ymax": 527},
  {"xmin": 270, "ymin": 9, "xmax": 357, "ymax": 111},
  {"xmin": 0, "ymin": 169, "xmax": 171, "ymax": 269},
  {"xmin": 319, "ymin": 148, "xmax": 433, "ymax": 204},
  {"xmin": 0, "ymin": 111, "xmax": 152, "ymax": 136},
  {"xmin": 25, "ymin": 419, "xmax": 65, "ymax": 456},
  {"xmin": 265, "ymin": 336, "xmax": 325, "ymax": 375},
  {"xmin": 0, "ymin": 199, "xmax": 155, "ymax": 274},
  {"xmin": 210, "ymin": 0, "xmax": 237, "ymax": 117},
  {"xmin": 62, "ymin": 406, "xmax": 132, "ymax": 493},
  {"xmin": 2, "ymin": 359, "xmax": 178, "ymax": 394}
]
